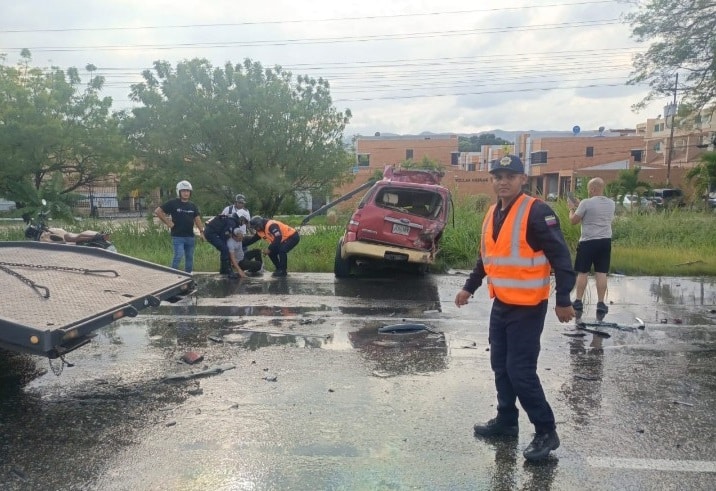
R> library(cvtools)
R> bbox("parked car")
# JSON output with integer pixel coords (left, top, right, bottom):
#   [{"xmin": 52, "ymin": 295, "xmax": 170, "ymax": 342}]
[
  {"xmin": 647, "ymin": 188, "xmax": 685, "ymax": 209},
  {"xmin": 318, "ymin": 166, "xmax": 452, "ymax": 277},
  {"xmin": 619, "ymin": 194, "xmax": 653, "ymax": 211},
  {"xmin": 708, "ymin": 192, "xmax": 716, "ymax": 210}
]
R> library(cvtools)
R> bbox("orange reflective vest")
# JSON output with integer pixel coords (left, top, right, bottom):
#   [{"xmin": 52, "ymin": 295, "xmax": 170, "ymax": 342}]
[
  {"xmin": 481, "ymin": 194, "xmax": 551, "ymax": 306},
  {"xmin": 257, "ymin": 220, "xmax": 297, "ymax": 245}
]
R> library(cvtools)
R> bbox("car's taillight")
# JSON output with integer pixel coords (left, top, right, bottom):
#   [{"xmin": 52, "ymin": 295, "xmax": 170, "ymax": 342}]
[{"xmin": 347, "ymin": 214, "xmax": 360, "ymax": 232}]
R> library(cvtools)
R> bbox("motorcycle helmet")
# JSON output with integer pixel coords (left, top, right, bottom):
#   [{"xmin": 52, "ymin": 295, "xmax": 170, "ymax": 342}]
[
  {"xmin": 249, "ymin": 216, "xmax": 265, "ymax": 231},
  {"xmin": 176, "ymin": 180, "xmax": 193, "ymax": 197},
  {"xmin": 234, "ymin": 193, "xmax": 246, "ymax": 204}
]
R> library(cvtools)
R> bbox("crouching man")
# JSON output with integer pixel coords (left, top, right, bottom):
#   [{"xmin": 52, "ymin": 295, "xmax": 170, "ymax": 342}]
[
  {"xmin": 227, "ymin": 225, "xmax": 263, "ymax": 278},
  {"xmin": 245, "ymin": 216, "xmax": 300, "ymax": 277}
]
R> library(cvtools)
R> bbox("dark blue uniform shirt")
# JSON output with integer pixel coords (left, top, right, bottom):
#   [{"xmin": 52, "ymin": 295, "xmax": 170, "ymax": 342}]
[{"xmin": 462, "ymin": 193, "xmax": 576, "ymax": 307}]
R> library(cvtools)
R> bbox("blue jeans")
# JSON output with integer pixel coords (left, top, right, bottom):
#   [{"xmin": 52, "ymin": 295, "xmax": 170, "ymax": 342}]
[{"xmin": 171, "ymin": 236, "xmax": 196, "ymax": 273}]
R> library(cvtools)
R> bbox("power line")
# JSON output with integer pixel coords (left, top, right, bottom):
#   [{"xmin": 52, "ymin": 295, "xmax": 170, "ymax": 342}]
[
  {"xmin": 2, "ymin": 19, "xmax": 621, "ymax": 53},
  {"xmin": 0, "ymin": 1, "xmax": 616, "ymax": 34}
]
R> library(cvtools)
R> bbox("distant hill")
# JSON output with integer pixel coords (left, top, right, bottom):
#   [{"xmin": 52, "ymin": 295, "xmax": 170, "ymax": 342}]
[{"xmin": 422, "ymin": 129, "xmax": 625, "ymax": 142}]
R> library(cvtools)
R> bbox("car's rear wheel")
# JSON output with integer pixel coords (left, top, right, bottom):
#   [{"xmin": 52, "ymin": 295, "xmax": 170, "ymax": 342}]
[{"xmin": 334, "ymin": 240, "xmax": 353, "ymax": 278}]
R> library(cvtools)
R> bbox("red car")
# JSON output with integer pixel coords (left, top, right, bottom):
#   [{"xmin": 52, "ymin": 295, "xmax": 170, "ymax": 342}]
[{"xmin": 334, "ymin": 166, "xmax": 452, "ymax": 277}]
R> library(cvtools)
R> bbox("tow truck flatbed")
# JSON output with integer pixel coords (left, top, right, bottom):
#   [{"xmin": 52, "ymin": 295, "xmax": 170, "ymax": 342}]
[{"xmin": 0, "ymin": 242, "xmax": 195, "ymax": 358}]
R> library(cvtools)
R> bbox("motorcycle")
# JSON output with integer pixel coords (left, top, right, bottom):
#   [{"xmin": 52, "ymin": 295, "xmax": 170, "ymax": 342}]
[{"xmin": 24, "ymin": 200, "xmax": 117, "ymax": 252}]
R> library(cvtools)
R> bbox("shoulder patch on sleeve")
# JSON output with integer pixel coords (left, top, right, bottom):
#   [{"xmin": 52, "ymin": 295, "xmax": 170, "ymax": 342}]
[{"xmin": 544, "ymin": 214, "xmax": 558, "ymax": 226}]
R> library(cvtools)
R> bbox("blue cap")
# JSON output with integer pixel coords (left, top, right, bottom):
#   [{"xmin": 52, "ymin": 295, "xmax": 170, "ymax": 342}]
[{"xmin": 489, "ymin": 155, "xmax": 525, "ymax": 174}]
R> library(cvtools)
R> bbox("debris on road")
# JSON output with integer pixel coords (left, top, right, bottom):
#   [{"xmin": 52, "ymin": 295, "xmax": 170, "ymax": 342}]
[
  {"xmin": 574, "ymin": 374, "xmax": 600, "ymax": 381},
  {"xmin": 181, "ymin": 351, "xmax": 204, "ymax": 364},
  {"xmin": 162, "ymin": 364, "xmax": 236, "ymax": 382},
  {"xmin": 378, "ymin": 323, "xmax": 430, "ymax": 333}
]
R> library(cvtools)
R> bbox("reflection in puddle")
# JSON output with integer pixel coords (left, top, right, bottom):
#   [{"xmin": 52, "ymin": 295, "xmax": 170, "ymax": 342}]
[
  {"xmin": 224, "ymin": 330, "xmax": 330, "ymax": 350},
  {"xmin": 348, "ymin": 323, "xmax": 447, "ymax": 377},
  {"xmin": 193, "ymin": 276, "xmax": 335, "ymax": 297},
  {"xmin": 561, "ymin": 336, "xmax": 604, "ymax": 427},
  {"xmin": 0, "ymin": 351, "xmax": 47, "ymax": 394}
]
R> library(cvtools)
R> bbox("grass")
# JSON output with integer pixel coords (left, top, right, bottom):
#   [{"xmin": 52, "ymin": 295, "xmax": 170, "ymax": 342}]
[{"xmin": 1, "ymin": 202, "xmax": 715, "ymax": 275}]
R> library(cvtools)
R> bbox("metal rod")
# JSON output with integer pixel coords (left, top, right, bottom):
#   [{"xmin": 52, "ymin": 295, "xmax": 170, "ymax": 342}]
[{"xmin": 665, "ymin": 73, "xmax": 678, "ymax": 186}]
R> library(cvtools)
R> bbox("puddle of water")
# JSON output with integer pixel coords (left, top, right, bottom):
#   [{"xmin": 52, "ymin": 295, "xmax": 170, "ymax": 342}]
[
  {"xmin": 155, "ymin": 304, "xmax": 333, "ymax": 317},
  {"xmin": 191, "ymin": 272, "xmax": 444, "ymax": 305},
  {"xmin": 195, "ymin": 275, "xmax": 336, "ymax": 297},
  {"xmin": 347, "ymin": 322, "xmax": 448, "ymax": 377}
]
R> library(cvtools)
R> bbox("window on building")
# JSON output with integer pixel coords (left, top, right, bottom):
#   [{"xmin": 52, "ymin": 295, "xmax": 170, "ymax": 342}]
[
  {"xmin": 357, "ymin": 154, "xmax": 370, "ymax": 167},
  {"xmin": 653, "ymin": 142, "xmax": 662, "ymax": 151},
  {"xmin": 406, "ymin": 149, "xmax": 413, "ymax": 160},
  {"xmin": 450, "ymin": 152, "xmax": 459, "ymax": 166},
  {"xmin": 630, "ymin": 149, "xmax": 643, "ymax": 162},
  {"xmin": 654, "ymin": 123, "xmax": 665, "ymax": 132},
  {"xmin": 586, "ymin": 146, "xmax": 594, "ymax": 157},
  {"xmin": 531, "ymin": 151, "xmax": 547, "ymax": 164}
]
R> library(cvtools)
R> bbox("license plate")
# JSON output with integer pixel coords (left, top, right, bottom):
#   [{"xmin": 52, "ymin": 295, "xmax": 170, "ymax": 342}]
[{"xmin": 392, "ymin": 223, "xmax": 410, "ymax": 235}]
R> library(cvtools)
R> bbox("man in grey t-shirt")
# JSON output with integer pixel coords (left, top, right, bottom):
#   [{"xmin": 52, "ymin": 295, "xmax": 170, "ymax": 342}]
[{"xmin": 568, "ymin": 177, "xmax": 615, "ymax": 319}]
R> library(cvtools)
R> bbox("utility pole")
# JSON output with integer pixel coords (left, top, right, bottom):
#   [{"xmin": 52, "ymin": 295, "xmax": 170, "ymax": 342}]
[{"xmin": 665, "ymin": 73, "xmax": 678, "ymax": 186}]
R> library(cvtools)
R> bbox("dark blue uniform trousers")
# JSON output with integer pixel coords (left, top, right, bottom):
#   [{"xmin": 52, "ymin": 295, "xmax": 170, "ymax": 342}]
[
  {"xmin": 489, "ymin": 298, "xmax": 556, "ymax": 434},
  {"xmin": 267, "ymin": 233, "xmax": 300, "ymax": 272},
  {"xmin": 204, "ymin": 229, "xmax": 229, "ymax": 265}
]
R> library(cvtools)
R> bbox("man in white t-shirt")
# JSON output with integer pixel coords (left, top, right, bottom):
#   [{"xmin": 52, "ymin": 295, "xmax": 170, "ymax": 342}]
[
  {"xmin": 568, "ymin": 177, "xmax": 616, "ymax": 320},
  {"xmin": 227, "ymin": 226, "xmax": 263, "ymax": 277},
  {"xmin": 221, "ymin": 194, "xmax": 251, "ymax": 222}
]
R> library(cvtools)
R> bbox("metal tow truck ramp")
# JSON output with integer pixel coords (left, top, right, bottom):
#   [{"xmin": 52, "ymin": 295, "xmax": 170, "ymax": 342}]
[{"xmin": 0, "ymin": 242, "xmax": 196, "ymax": 358}]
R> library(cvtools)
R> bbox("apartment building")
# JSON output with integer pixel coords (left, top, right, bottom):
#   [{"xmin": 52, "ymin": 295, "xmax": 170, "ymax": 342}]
[
  {"xmin": 354, "ymin": 134, "xmax": 459, "ymax": 169},
  {"xmin": 515, "ymin": 132, "xmax": 645, "ymax": 197},
  {"xmin": 339, "ymin": 134, "xmax": 495, "ymax": 202},
  {"xmin": 638, "ymin": 108, "xmax": 716, "ymax": 171}
]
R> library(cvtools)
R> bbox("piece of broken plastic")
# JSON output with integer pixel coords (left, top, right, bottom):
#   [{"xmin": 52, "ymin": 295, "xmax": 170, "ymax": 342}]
[{"xmin": 181, "ymin": 351, "xmax": 204, "ymax": 364}]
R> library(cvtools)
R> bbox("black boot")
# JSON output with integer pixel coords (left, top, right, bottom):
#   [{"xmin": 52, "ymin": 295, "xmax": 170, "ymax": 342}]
[
  {"xmin": 473, "ymin": 417, "xmax": 518, "ymax": 437},
  {"xmin": 219, "ymin": 259, "xmax": 231, "ymax": 275},
  {"xmin": 523, "ymin": 430, "xmax": 560, "ymax": 461}
]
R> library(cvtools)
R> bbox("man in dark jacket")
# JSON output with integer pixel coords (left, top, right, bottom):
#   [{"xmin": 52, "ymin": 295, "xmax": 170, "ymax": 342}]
[
  {"xmin": 204, "ymin": 213, "xmax": 243, "ymax": 278},
  {"xmin": 454, "ymin": 155, "xmax": 575, "ymax": 461}
]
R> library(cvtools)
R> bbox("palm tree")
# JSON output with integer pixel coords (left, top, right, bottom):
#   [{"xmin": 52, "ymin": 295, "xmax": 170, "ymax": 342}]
[
  {"xmin": 609, "ymin": 166, "xmax": 651, "ymax": 208},
  {"xmin": 685, "ymin": 151, "xmax": 716, "ymax": 209}
]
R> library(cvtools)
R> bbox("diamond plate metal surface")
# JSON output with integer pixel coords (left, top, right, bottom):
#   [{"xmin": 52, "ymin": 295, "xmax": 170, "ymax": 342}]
[{"xmin": 0, "ymin": 244, "xmax": 189, "ymax": 331}]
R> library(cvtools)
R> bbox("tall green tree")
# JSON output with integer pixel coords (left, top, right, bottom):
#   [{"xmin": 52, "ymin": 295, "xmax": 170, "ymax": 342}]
[
  {"xmin": 625, "ymin": 0, "xmax": 716, "ymax": 111},
  {"xmin": 0, "ymin": 51, "xmax": 128, "ymax": 213},
  {"xmin": 458, "ymin": 133, "xmax": 512, "ymax": 152},
  {"xmin": 606, "ymin": 166, "xmax": 652, "ymax": 203},
  {"xmin": 685, "ymin": 151, "xmax": 716, "ymax": 206},
  {"xmin": 123, "ymin": 58, "xmax": 354, "ymax": 216},
  {"xmin": 401, "ymin": 156, "xmax": 443, "ymax": 171}
]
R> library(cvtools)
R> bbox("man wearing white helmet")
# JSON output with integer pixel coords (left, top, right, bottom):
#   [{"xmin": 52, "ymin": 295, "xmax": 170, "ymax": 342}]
[{"xmin": 154, "ymin": 180, "xmax": 204, "ymax": 274}]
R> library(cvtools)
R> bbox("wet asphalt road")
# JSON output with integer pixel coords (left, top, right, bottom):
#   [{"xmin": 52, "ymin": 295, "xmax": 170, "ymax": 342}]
[{"xmin": 1, "ymin": 272, "xmax": 715, "ymax": 490}]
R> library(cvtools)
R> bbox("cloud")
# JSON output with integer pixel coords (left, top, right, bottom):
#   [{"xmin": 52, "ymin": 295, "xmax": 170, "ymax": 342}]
[{"xmin": 0, "ymin": 0, "xmax": 663, "ymax": 135}]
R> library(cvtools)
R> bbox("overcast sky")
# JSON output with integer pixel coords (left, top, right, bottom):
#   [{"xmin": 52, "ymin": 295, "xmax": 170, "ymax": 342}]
[{"xmin": 1, "ymin": 0, "xmax": 666, "ymax": 136}]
